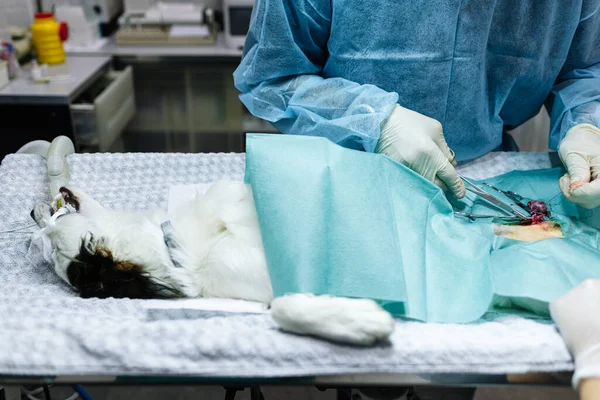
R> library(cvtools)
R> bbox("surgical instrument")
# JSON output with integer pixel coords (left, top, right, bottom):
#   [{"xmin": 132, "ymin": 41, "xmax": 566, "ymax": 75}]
[{"xmin": 457, "ymin": 175, "xmax": 532, "ymax": 221}]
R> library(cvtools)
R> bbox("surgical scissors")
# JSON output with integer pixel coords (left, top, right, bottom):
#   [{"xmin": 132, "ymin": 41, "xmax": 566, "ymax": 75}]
[{"xmin": 458, "ymin": 175, "xmax": 531, "ymax": 221}]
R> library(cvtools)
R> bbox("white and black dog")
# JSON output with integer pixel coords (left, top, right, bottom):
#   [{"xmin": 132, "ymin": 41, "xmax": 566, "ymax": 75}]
[{"xmin": 30, "ymin": 182, "xmax": 395, "ymax": 345}]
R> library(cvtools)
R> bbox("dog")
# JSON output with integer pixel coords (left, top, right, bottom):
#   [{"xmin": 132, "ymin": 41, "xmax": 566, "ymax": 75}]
[{"xmin": 30, "ymin": 182, "xmax": 395, "ymax": 346}]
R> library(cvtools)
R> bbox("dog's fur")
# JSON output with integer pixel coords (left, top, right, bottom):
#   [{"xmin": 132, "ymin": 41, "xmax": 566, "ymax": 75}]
[{"xmin": 31, "ymin": 183, "xmax": 395, "ymax": 346}]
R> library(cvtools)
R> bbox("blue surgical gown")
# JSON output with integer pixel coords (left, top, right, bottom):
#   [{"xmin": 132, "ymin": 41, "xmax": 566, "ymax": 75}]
[{"xmin": 234, "ymin": 1, "xmax": 600, "ymax": 161}]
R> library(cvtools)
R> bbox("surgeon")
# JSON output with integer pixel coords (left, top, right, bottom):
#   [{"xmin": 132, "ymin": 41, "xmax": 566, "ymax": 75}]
[{"xmin": 234, "ymin": 1, "xmax": 600, "ymax": 207}]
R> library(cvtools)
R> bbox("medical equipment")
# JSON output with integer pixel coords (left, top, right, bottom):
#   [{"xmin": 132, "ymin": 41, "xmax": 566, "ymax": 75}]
[
  {"xmin": 128, "ymin": 2, "xmax": 204, "ymax": 24},
  {"xmin": 223, "ymin": 0, "xmax": 253, "ymax": 50},
  {"xmin": 0, "ymin": 42, "xmax": 21, "ymax": 78},
  {"xmin": 458, "ymin": 175, "xmax": 532, "ymax": 221},
  {"xmin": 452, "ymin": 212, "xmax": 529, "ymax": 222},
  {"xmin": 123, "ymin": 0, "xmax": 151, "ymax": 14},
  {"xmin": 54, "ymin": 5, "xmax": 102, "ymax": 50},
  {"xmin": 30, "ymin": 13, "xmax": 68, "ymax": 65},
  {"xmin": 47, "ymin": 136, "xmax": 74, "ymax": 196},
  {"xmin": 15, "ymin": 136, "xmax": 73, "ymax": 195},
  {"xmin": 116, "ymin": 2, "xmax": 215, "ymax": 45},
  {"xmin": 41, "ymin": 0, "xmax": 123, "ymax": 37}
]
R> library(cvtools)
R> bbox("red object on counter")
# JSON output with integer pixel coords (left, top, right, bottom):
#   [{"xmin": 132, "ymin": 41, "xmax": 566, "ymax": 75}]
[{"xmin": 58, "ymin": 22, "xmax": 69, "ymax": 41}]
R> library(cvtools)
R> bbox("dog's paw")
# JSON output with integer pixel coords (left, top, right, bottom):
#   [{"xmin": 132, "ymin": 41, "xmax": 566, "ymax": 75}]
[
  {"xmin": 163, "ymin": 260, "xmax": 201, "ymax": 298},
  {"xmin": 57, "ymin": 186, "xmax": 103, "ymax": 216},
  {"xmin": 57, "ymin": 186, "xmax": 82, "ymax": 211},
  {"xmin": 81, "ymin": 232, "xmax": 103, "ymax": 254},
  {"xmin": 30, "ymin": 201, "xmax": 55, "ymax": 228},
  {"xmin": 271, "ymin": 294, "xmax": 395, "ymax": 346}
]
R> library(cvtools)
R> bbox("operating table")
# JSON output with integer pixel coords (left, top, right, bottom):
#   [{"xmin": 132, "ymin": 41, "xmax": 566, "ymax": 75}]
[{"xmin": 0, "ymin": 137, "xmax": 574, "ymax": 398}]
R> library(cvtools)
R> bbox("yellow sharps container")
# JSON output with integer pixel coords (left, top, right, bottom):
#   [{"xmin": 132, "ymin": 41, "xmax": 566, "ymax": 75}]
[{"xmin": 30, "ymin": 13, "xmax": 69, "ymax": 65}]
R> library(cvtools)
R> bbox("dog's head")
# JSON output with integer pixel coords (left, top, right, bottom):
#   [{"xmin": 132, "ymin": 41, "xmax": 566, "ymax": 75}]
[
  {"xmin": 30, "ymin": 186, "xmax": 181, "ymax": 300},
  {"xmin": 66, "ymin": 235, "xmax": 181, "ymax": 299}
]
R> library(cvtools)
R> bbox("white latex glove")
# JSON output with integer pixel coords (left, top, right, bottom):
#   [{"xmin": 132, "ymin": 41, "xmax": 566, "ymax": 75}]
[
  {"xmin": 550, "ymin": 279, "xmax": 600, "ymax": 389},
  {"xmin": 559, "ymin": 124, "xmax": 600, "ymax": 209},
  {"xmin": 376, "ymin": 104, "xmax": 465, "ymax": 198}
]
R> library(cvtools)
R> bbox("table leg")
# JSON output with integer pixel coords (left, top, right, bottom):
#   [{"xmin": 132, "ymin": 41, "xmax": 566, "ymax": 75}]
[{"xmin": 2, "ymin": 386, "xmax": 21, "ymax": 400}]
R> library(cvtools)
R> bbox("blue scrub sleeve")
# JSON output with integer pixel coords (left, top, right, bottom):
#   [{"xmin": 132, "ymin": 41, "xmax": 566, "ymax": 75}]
[
  {"xmin": 547, "ymin": 4, "xmax": 600, "ymax": 150},
  {"xmin": 233, "ymin": 0, "xmax": 399, "ymax": 152}
]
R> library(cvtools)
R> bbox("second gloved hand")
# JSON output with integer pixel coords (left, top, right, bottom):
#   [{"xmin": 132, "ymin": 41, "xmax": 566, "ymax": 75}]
[
  {"xmin": 550, "ymin": 279, "xmax": 600, "ymax": 389},
  {"xmin": 559, "ymin": 124, "xmax": 600, "ymax": 209},
  {"xmin": 376, "ymin": 104, "xmax": 465, "ymax": 198}
]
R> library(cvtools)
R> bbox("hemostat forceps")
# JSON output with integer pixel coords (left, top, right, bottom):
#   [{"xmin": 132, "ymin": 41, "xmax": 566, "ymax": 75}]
[{"xmin": 457, "ymin": 175, "xmax": 532, "ymax": 221}]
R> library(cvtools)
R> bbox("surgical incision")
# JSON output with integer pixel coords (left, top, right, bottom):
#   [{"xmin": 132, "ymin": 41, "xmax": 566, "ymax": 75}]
[
  {"xmin": 468, "ymin": 181, "xmax": 562, "ymax": 240},
  {"xmin": 493, "ymin": 198, "xmax": 563, "ymax": 241},
  {"xmin": 493, "ymin": 220, "xmax": 563, "ymax": 242}
]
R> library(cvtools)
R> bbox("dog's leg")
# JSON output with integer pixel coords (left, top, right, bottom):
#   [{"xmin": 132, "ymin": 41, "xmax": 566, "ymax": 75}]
[
  {"xmin": 31, "ymin": 202, "xmax": 55, "ymax": 228},
  {"xmin": 270, "ymin": 294, "xmax": 394, "ymax": 346},
  {"xmin": 57, "ymin": 186, "xmax": 104, "ymax": 216}
]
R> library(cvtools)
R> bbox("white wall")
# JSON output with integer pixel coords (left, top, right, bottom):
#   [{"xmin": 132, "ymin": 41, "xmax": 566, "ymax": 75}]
[
  {"xmin": 1, "ymin": 0, "xmax": 36, "ymax": 29},
  {"xmin": 508, "ymin": 108, "xmax": 551, "ymax": 152}
]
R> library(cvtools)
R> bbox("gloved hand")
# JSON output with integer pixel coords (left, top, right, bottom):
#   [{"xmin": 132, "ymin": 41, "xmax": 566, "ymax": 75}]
[
  {"xmin": 559, "ymin": 124, "xmax": 600, "ymax": 209},
  {"xmin": 376, "ymin": 104, "xmax": 465, "ymax": 198},
  {"xmin": 550, "ymin": 279, "xmax": 600, "ymax": 389}
]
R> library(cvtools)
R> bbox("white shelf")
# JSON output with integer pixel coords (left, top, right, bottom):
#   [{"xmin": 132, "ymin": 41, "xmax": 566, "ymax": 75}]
[{"xmin": 66, "ymin": 32, "xmax": 243, "ymax": 58}]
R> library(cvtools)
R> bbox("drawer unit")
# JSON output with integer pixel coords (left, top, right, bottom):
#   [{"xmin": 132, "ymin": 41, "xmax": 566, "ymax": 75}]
[{"xmin": 71, "ymin": 66, "xmax": 136, "ymax": 151}]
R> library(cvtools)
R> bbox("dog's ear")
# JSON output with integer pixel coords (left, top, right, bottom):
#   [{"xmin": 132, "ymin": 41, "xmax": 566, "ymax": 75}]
[{"xmin": 67, "ymin": 236, "xmax": 181, "ymax": 299}]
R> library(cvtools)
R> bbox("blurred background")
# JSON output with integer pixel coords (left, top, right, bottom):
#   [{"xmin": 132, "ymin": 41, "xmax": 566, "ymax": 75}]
[
  {"xmin": 0, "ymin": 0, "xmax": 549, "ymax": 160},
  {"xmin": 0, "ymin": 0, "xmax": 276, "ymax": 159}
]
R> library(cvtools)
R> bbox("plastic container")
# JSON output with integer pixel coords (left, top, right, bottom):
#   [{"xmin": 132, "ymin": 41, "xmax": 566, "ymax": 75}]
[
  {"xmin": 30, "ymin": 13, "xmax": 69, "ymax": 65},
  {"xmin": 0, "ymin": 60, "xmax": 8, "ymax": 89},
  {"xmin": 0, "ymin": 42, "xmax": 22, "ymax": 79}
]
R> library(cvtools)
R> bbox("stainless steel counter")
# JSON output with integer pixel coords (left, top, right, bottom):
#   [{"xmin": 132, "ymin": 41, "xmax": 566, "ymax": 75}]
[{"xmin": 0, "ymin": 56, "xmax": 111, "ymax": 105}]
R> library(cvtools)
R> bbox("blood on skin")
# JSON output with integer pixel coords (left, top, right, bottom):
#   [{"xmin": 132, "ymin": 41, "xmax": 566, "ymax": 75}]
[{"xmin": 527, "ymin": 200, "xmax": 549, "ymax": 225}]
